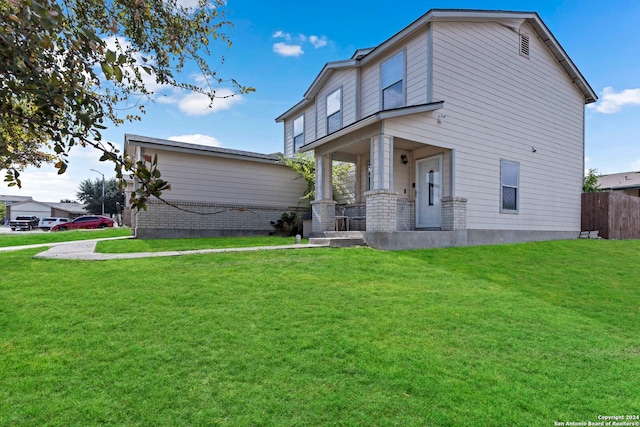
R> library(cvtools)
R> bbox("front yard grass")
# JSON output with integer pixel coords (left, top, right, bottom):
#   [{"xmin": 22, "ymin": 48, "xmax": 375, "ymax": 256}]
[
  {"xmin": 0, "ymin": 228, "xmax": 130, "ymax": 247},
  {"xmin": 96, "ymin": 235, "xmax": 307, "ymax": 253},
  {"xmin": 1, "ymin": 239, "xmax": 638, "ymax": 426}
]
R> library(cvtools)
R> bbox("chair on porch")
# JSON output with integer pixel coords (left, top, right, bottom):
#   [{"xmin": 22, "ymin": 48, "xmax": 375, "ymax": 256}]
[
  {"xmin": 349, "ymin": 203, "xmax": 366, "ymax": 231},
  {"xmin": 335, "ymin": 206, "xmax": 349, "ymax": 231}
]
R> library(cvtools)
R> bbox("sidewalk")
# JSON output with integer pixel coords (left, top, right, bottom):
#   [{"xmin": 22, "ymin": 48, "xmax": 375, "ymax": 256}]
[{"xmin": 1, "ymin": 237, "xmax": 329, "ymax": 261}]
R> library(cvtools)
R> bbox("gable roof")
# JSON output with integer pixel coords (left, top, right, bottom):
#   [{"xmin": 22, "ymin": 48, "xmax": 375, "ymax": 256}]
[
  {"xmin": 47, "ymin": 202, "xmax": 86, "ymax": 214},
  {"xmin": 299, "ymin": 101, "xmax": 444, "ymax": 153},
  {"xmin": 0, "ymin": 194, "xmax": 33, "ymax": 205},
  {"xmin": 276, "ymin": 9, "xmax": 596, "ymax": 123},
  {"xmin": 124, "ymin": 134, "xmax": 282, "ymax": 165},
  {"xmin": 7, "ymin": 199, "xmax": 86, "ymax": 214}
]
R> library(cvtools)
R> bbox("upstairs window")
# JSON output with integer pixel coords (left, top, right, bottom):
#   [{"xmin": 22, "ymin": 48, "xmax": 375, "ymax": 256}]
[
  {"xmin": 381, "ymin": 51, "xmax": 404, "ymax": 110},
  {"xmin": 293, "ymin": 115, "xmax": 304, "ymax": 153},
  {"xmin": 501, "ymin": 159, "xmax": 519, "ymax": 213},
  {"xmin": 326, "ymin": 88, "xmax": 342, "ymax": 134}
]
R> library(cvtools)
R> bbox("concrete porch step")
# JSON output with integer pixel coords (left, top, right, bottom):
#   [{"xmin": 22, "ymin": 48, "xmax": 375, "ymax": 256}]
[
  {"xmin": 323, "ymin": 231, "xmax": 366, "ymax": 238},
  {"xmin": 309, "ymin": 231, "xmax": 367, "ymax": 248}
]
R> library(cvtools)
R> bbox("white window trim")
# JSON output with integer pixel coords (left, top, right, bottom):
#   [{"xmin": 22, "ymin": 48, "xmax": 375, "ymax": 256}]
[
  {"xmin": 500, "ymin": 159, "xmax": 520, "ymax": 214},
  {"xmin": 293, "ymin": 115, "xmax": 304, "ymax": 153},
  {"xmin": 326, "ymin": 87, "xmax": 342, "ymax": 134},
  {"xmin": 380, "ymin": 50, "xmax": 406, "ymax": 110}
]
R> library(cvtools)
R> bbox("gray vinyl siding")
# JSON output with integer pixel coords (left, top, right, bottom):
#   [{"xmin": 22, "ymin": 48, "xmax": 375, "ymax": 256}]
[
  {"xmin": 284, "ymin": 119, "xmax": 294, "ymax": 156},
  {"xmin": 316, "ymin": 69, "xmax": 357, "ymax": 139},
  {"xmin": 143, "ymin": 148, "xmax": 308, "ymax": 207},
  {"xmin": 304, "ymin": 105, "xmax": 316, "ymax": 146},
  {"xmin": 405, "ymin": 31, "xmax": 429, "ymax": 106},
  {"xmin": 360, "ymin": 59, "xmax": 380, "ymax": 117},
  {"xmin": 361, "ymin": 31, "xmax": 429, "ymax": 117},
  {"xmin": 384, "ymin": 21, "xmax": 585, "ymax": 231},
  {"xmin": 283, "ymin": 105, "xmax": 317, "ymax": 156},
  {"xmin": 334, "ymin": 163, "xmax": 356, "ymax": 205}
]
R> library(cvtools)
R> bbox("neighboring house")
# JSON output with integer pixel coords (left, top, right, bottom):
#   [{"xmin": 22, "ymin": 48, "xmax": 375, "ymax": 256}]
[
  {"xmin": 276, "ymin": 9, "xmax": 597, "ymax": 249},
  {"xmin": 597, "ymin": 172, "xmax": 640, "ymax": 196},
  {"xmin": 6, "ymin": 200, "xmax": 85, "ymax": 220},
  {"xmin": 0, "ymin": 195, "xmax": 33, "ymax": 206},
  {"xmin": 48, "ymin": 202, "xmax": 87, "ymax": 219},
  {"xmin": 124, "ymin": 134, "xmax": 309, "ymax": 238}
]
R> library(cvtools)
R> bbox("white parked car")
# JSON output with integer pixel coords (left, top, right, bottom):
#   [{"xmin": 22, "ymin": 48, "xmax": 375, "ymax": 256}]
[{"xmin": 38, "ymin": 217, "xmax": 71, "ymax": 230}]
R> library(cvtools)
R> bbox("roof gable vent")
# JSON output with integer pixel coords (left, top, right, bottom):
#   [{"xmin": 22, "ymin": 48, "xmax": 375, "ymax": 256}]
[{"xmin": 519, "ymin": 33, "xmax": 530, "ymax": 57}]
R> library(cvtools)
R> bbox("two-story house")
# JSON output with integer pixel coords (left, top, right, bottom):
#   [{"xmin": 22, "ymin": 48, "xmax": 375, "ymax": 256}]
[{"xmin": 276, "ymin": 9, "xmax": 597, "ymax": 249}]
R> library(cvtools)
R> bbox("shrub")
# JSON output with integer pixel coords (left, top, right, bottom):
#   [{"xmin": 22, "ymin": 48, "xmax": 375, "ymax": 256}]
[{"xmin": 270, "ymin": 212, "xmax": 302, "ymax": 236}]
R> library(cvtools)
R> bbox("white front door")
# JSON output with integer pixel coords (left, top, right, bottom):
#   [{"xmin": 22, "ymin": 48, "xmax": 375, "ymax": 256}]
[{"xmin": 416, "ymin": 155, "xmax": 443, "ymax": 228}]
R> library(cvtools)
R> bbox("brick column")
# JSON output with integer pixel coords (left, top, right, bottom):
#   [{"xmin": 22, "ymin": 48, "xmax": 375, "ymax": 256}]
[
  {"xmin": 441, "ymin": 196, "xmax": 467, "ymax": 231},
  {"xmin": 365, "ymin": 189, "xmax": 398, "ymax": 232},
  {"xmin": 311, "ymin": 199, "xmax": 336, "ymax": 233},
  {"xmin": 366, "ymin": 134, "xmax": 396, "ymax": 233}
]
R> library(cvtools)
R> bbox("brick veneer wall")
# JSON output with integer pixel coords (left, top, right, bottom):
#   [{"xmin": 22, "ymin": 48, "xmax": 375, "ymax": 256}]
[
  {"xmin": 133, "ymin": 199, "xmax": 308, "ymax": 238},
  {"xmin": 441, "ymin": 196, "xmax": 467, "ymax": 231},
  {"xmin": 365, "ymin": 189, "xmax": 397, "ymax": 232}
]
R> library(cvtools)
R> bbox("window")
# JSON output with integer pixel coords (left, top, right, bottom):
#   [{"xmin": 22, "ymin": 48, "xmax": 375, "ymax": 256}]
[
  {"xmin": 501, "ymin": 160, "xmax": 519, "ymax": 213},
  {"xmin": 428, "ymin": 170, "xmax": 435, "ymax": 206},
  {"xmin": 293, "ymin": 115, "xmax": 304, "ymax": 153},
  {"xmin": 326, "ymin": 88, "xmax": 342, "ymax": 134},
  {"xmin": 381, "ymin": 51, "xmax": 404, "ymax": 109}
]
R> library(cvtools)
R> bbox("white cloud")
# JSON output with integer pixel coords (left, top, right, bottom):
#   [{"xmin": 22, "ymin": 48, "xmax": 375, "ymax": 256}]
[
  {"xmin": 589, "ymin": 87, "xmax": 640, "ymax": 113},
  {"xmin": 168, "ymin": 134, "xmax": 223, "ymax": 147},
  {"xmin": 309, "ymin": 35, "xmax": 328, "ymax": 49},
  {"xmin": 174, "ymin": 88, "xmax": 243, "ymax": 115},
  {"xmin": 273, "ymin": 42, "xmax": 304, "ymax": 57},
  {"xmin": 2, "ymin": 169, "xmax": 83, "ymax": 203},
  {"xmin": 174, "ymin": 0, "xmax": 226, "ymax": 11},
  {"xmin": 271, "ymin": 31, "xmax": 329, "ymax": 57},
  {"xmin": 156, "ymin": 95, "xmax": 179, "ymax": 104},
  {"xmin": 175, "ymin": 0, "xmax": 200, "ymax": 8},
  {"xmin": 272, "ymin": 31, "xmax": 291, "ymax": 41}
]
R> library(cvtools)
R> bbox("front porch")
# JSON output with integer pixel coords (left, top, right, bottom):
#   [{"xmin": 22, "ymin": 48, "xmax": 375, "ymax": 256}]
[{"xmin": 306, "ymin": 126, "xmax": 468, "ymax": 236}]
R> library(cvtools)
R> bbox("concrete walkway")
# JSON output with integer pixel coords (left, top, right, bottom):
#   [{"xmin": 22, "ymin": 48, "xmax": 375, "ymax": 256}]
[{"xmin": 1, "ymin": 237, "xmax": 329, "ymax": 261}]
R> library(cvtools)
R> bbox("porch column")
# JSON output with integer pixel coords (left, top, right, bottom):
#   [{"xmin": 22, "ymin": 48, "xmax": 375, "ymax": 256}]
[
  {"xmin": 365, "ymin": 134, "xmax": 397, "ymax": 232},
  {"xmin": 441, "ymin": 149, "xmax": 467, "ymax": 231},
  {"xmin": 311, "ymin": 153, "xmax": 336, "ymax": 233},
  {"xmin": 441, "ymin": 196, "xmax": 467, "ymax": 231}
]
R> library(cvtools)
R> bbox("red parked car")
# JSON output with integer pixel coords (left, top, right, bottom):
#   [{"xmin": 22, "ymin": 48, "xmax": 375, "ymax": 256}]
[{"xmin": 50, "ymin": 215, "xmax": 115, "ymax": 231}]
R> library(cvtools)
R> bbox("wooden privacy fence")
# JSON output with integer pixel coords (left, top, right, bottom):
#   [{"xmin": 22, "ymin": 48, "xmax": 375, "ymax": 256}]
[{"xmin": 581, "ymin": 192, "xmax": 640, "ymax": 239}]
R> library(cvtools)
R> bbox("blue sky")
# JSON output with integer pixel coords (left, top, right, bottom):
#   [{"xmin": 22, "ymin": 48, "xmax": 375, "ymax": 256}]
[{"xmin": 4, "ymin": 0, "xmax": 640, "ymax": 202}]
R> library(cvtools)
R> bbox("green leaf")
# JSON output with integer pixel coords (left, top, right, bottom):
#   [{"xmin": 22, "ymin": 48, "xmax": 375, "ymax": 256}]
[
  {"xmin": 113, "ymin": 65, "xmax": 123, "ymax": 82},
  {"xmin": 101, "ymin": 62, "xmax": 113, "ymax": 79}
]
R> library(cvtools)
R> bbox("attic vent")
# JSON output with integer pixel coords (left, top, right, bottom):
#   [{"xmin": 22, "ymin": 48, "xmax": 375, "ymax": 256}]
[{"xmin": 519, "ymin": 33, "xmax": 530, "ymax": 57}]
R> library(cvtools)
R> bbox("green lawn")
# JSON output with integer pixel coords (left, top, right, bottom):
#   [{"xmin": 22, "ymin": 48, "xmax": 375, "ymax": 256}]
[
  {"xmin": 96, "ymin": 235, "xmax": 307, "ymax": 253},
  {"xmin": 0, "ymin": 227, "xmax": 131, "ymax": 247},
  {"xmin": 1, "ymin": 239, "xmax": 639, "ymax": 426}
]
